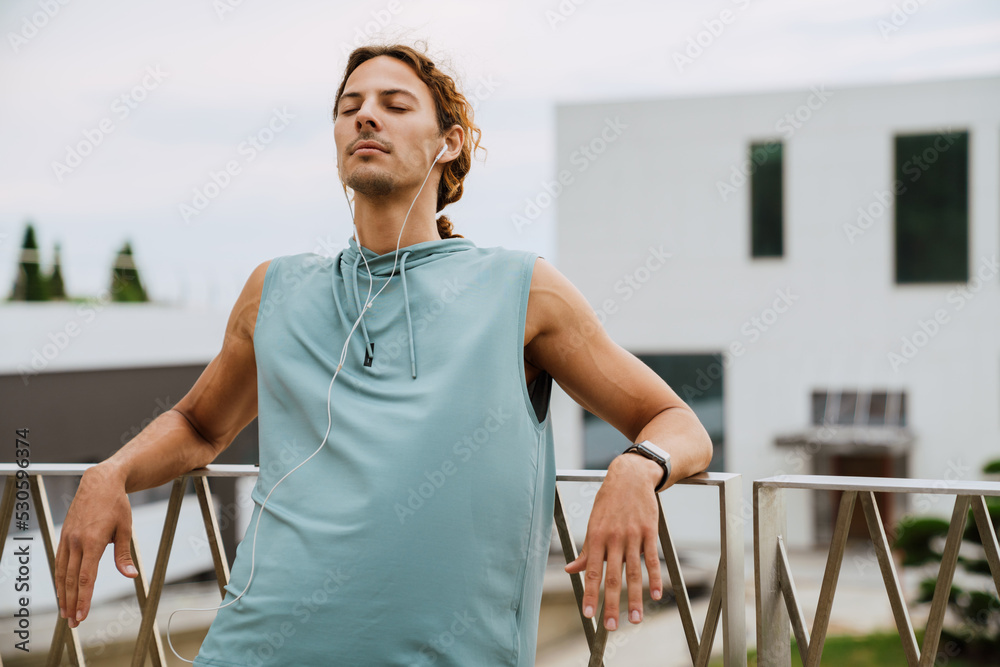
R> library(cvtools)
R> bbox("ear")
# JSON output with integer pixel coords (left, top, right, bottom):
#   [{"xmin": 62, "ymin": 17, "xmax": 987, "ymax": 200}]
[{"xmin": 438, "ymin": 124, "xmax": 465, "ymax": 163}]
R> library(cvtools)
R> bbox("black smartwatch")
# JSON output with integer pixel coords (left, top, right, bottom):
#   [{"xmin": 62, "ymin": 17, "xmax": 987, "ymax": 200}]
[{"xmin": 622, "ymin": 440, "xmax": 672, "ymax": 493}]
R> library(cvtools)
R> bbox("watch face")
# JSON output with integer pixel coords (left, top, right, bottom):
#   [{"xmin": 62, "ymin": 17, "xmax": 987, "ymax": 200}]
[{"xmin": 639, "ymin": 440, "xmax": 670, "ymax": 463}]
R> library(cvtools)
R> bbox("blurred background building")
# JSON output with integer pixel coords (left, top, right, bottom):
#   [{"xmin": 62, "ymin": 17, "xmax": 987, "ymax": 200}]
[{"xmin": 552, "ymin": 75, "xmax": 999, "ymax": 547}]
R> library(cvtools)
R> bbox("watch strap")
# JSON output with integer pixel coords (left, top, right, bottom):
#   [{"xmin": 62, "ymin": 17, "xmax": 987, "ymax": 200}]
[{"xmin": 623, "ymin": 442, "xmax": 671, "ymax": 493}]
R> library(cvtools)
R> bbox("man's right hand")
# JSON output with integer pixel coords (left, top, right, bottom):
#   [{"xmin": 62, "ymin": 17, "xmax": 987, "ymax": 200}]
[{"xmin": 55, "ymin": 465, "xmax": 138, "ymax": 628}]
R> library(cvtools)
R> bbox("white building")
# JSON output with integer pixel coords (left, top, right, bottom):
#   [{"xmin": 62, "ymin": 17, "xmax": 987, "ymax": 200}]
[{"xmin": 551, "ymin": 75, "xmax": 1000, "ymax": 546}]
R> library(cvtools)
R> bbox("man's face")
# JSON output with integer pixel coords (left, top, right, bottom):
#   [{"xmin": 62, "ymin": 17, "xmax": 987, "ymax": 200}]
[{"xmin": 334, "ymin": 55, "xmax": 444, "ymax": 197}]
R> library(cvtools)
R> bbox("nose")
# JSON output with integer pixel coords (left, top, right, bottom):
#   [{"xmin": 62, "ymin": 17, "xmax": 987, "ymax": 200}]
[{"xmin": 354, "ymin": 100, "xmax": 382, "ymax": 133}]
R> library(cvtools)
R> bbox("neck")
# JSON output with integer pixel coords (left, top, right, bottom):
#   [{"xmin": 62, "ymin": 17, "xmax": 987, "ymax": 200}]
[{"xmin": 350, "ymin": 182, "xmax": 442, "ymax": 256}]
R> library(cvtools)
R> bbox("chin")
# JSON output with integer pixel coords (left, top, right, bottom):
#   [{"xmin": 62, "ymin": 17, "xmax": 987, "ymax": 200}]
[{"xmin": 344, "ymin": 166, "xmax": 395, "ymax": 197}]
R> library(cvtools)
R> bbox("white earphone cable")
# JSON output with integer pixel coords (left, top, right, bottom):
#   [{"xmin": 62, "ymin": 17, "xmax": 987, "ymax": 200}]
[{"xmin": 166, "ymin": 142, "xmax": 447, "ymax": 663}]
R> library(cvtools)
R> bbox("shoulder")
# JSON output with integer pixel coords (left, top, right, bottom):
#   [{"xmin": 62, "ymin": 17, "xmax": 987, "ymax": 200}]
[
  {"xmin": 228, "ymin": 258, "xmax": 280, "ymax": 343},
  {"xmin": 524, "ymin": 256, "xmax": 596, "ymax": 349}
]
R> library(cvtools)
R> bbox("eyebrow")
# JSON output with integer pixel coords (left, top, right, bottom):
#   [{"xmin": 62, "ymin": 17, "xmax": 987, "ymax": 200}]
[{"xmin": 338, "ymin": 88, "xmax": 420, "ymax": 108}]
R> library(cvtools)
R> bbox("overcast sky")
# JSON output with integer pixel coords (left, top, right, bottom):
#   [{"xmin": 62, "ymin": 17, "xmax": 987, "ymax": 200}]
[{"xmin": 1, "ymin": 0, "xmax": 997, "ymax": 310}]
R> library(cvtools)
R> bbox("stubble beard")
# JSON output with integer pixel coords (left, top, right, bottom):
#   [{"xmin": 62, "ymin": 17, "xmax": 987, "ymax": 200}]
[{"xmin": 344, "ymin": 163, "xmax": 395, "ymax": 197}]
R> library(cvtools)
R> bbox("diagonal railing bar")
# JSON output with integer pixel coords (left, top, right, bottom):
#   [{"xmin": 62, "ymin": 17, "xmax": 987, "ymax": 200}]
[
  {"xmin": 859, "ymin": 491, "xmax": 920, "ymax": 667},
  {"xmin": 131, "ymin": 477, "xmax": 187, "ymax": 667},
  {"xmin": 776, "ymin": 535, "xmax": 810, "ymax": 664},
  {"xmin": 31, "ymin": 476, "xmax": 86, "ymax": 667},
  {"xmin": 586, "ymin": 599, "xmax": 610, "ymax": 667},
  {"xmin": 0, "ymin": 474, "xmax": 85, "ymax": 667},
  {"xmin": 694, "ymin": 561, "xmax": 724, "ymax": 667},
  {"xmin": 193, "ymin": 475, "xmax": 231, "ymax": 597},
  {"xmin": 658, "ymin": 500, "xmax": 701, "ymax": 662},
  {"xmin": 804, "ymin": 490, "xmax": 857, "ymax": 667},
  {"xmin": 553, "ymin": 483, "xmax": 606, "ymax": 667},
  {"xmin": 127, "ymin": 531, "xmax": 166, "ymax": 666},
  {"xmin": 970, "ymin": 495, "xmax": 1000, "ymax": 592},
  {"xmin": 918, "ymin": 494, "xmax": 971, "ymax": 667}
]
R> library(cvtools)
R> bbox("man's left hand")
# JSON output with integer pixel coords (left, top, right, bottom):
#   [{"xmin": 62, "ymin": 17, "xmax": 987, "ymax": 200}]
[{"xmin": 564, "ymin": 453, "xmax": 664, "ymax": 630}]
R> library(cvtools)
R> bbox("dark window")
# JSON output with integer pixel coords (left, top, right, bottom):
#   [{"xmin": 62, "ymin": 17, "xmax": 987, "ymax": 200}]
[
  {"xmin": 750, "ymin": 141, "xmax": 784, "ymax": 258},
  {"xmin": 894, "ymin": 131, "xmax": 969, "ymax": 283},
  {"xmin": 583, "ymin": 353, "xmax": 724, "ymax": 471}
]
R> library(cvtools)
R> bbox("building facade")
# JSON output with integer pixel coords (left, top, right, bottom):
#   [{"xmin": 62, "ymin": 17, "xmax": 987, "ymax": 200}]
[{"xmin": 552, "ymin": 76, "xmax": 999, "ymax": 546}]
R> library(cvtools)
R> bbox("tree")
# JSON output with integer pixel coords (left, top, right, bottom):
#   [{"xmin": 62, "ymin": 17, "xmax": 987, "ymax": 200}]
[
  {"xmin": 46, "ymin": 241, "xmax": 66, "ymax": 299},
  {"xmin": 10, "ymin": 222, "xmax": 48, "ymax": 301},
  {"xmin": 110, "ymin": 240, "xmax": 149, "ymax": 302},
  {"xmin": 894, "ymin": 459, "xmax": 1000, "ymax": 663}
]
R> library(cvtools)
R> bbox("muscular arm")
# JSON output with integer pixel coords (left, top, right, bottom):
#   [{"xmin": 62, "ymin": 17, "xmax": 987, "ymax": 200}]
[
  {"xmin": 102, "ymin": 259, "xmax": 269, "ymax": 489},
  {"xmin": 523, "ymin": 257, "xmax": 713, "ymax": 632},
  {"xmin": 524, "ymin": 257, "xmax": 713, "ymax": 479},
  {"xmin": 55, "ymin": 259, "xmax": 270, "ymax": 628}
]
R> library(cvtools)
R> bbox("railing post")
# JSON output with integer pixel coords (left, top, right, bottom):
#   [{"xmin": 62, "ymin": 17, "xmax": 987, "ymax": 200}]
[
  {"xmin": 754, "ymin": 482, "xmax": 790, "ymax": 666},
  {"xmin": 720, "ymin": 474, "xmax": 747, "ymax": 667}
]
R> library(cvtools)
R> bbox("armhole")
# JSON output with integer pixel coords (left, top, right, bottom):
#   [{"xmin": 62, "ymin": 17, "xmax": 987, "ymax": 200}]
[
  {"xmin": 527, "ymin": 370, "xmax": 552, "ymax": 425},
  {"xmin": 517, "ymin": 253, "xmax": 551, "ymax": 430},
  {"xmin": 254, "ymin": 255, "xmax": 283, "ymax": 344}
]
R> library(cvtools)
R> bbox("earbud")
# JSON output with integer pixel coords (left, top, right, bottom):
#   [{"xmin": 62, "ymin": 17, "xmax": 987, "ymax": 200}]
[{"xmin": 435, "ymin": 144, "xmax": 447, "ymax": 162}]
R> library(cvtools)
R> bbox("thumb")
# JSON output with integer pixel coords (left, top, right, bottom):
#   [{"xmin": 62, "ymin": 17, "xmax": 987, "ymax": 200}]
[
  {"xmin": 564, "ymin": 549, "xmax": 587, "ymax": 572},
  {"xmin": 114, "ymin": 527, "xmax": 138, "ymax": 578}
]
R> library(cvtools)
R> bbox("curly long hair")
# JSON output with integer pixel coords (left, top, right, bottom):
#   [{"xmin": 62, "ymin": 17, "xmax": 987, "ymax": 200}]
[{"xmin": 333, "ymin": 43, "xmax": 485, "ymax": 239}]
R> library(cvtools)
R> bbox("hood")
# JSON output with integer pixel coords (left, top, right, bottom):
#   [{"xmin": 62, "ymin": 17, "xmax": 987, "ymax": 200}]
[{"xmin": 338, "ymin": 234, "xmax": 475, "ymax": 379}]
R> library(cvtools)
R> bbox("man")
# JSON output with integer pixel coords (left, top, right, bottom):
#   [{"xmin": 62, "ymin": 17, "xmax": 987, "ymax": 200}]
[{"xmin": 55, "ymin": 43, "xmax": 713, "ymax": 665}]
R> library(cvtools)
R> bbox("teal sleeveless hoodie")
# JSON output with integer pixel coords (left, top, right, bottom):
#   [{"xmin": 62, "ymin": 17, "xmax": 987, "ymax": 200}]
[{"xmin": 192, "ymin": 235, "xmax": 556, "ymax": 666}]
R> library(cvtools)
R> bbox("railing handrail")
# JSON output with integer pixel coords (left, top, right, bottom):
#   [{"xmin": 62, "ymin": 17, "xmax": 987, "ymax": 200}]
[
  {"xmin": 0, "ymin": 462, "xmax": 738, "ymax": 485},
  {"xmin": 756, "ymin": 473, "xmax": 1000, "ymax": 495}
]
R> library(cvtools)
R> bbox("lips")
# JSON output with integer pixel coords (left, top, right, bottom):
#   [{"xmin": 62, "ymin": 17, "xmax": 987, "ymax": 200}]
[{"xmin": 352, "ymin": 141, "xmax": 387, "ymax": 154}]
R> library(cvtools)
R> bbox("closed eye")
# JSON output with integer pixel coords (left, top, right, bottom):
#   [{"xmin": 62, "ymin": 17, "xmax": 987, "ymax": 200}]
[{"xmin": 339, "ymin": 107, "xmax": 407, "ymax": 115}]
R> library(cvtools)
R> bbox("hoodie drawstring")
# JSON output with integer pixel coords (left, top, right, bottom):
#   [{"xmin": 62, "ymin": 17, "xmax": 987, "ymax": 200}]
[
  {"xmin": 350, "ymin": 250, "xmax": 417, "ymax": 379},
  {"xmin": 350, "ymin": 253, "xmax": 374, "ymax": 366},
  {"xmin": 399, "ymin": 251, "xmax": 416, "ymax": 379}
]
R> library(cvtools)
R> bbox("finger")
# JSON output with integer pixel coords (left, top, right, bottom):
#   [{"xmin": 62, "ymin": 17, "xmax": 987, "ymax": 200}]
[
  {"xmin": 564, "ymin": 547, "xmax": 587, "ymax": 573},
  {"xmin": 581, "ymin": 541, "xmax": 606, "ymax": 621},
  {"xmin": 603, "ymin": 544, "xmax": 623, "ymax": 631},
  {"xmin": 114, "ymin": 526, "xmax": 137, "ymax": 578},
  {"xmin": 75, "ymin": 545, "xmax": 103, "ymax": 624},
  {"xmin": 54, "ymin": 534, "xmax": 68, "ymax": 619},
  {"xmin": 643, "ymin": 533, "xmax": 663, "ymax": 601},
  {"xmin": 63, "ymin": 543, "xmax": 83, "ymax": 628},
  {"xmin": 625, "ymin": 544, "xmax": 644, "ymax": 624}
]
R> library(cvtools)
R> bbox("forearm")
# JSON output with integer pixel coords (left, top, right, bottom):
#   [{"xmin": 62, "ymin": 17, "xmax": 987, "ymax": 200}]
[
  {"xmin": 95, "ymin": 409, "xmax": 219, "ymax": 493},
  {"xmin": 610, "ymin": 406, "xmax": 714, "ymax": 488}
]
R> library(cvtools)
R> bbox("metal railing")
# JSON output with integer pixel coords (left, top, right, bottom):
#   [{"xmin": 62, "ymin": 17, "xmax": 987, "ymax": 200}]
[
  {"xmin": 754, "ymin": 474, "xmax": 1000, "ymax": 667},
  {"xmin": 556, "ymin": 470, "xmax": 746, "ymax": 667},
  {"xmin": 0, "ymin": 464, "xmax": 745, "ymax": 667}
]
